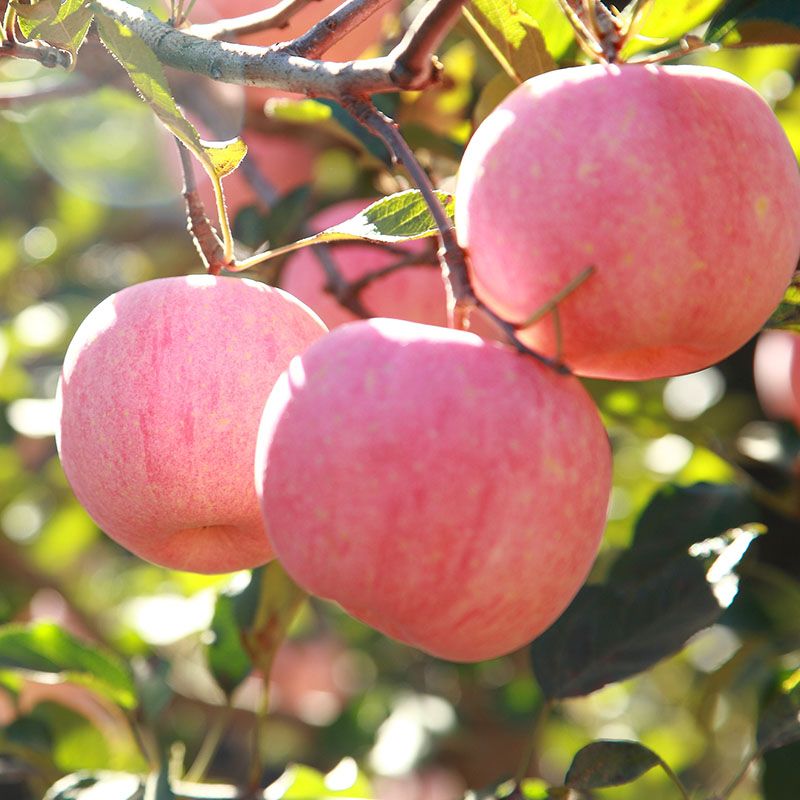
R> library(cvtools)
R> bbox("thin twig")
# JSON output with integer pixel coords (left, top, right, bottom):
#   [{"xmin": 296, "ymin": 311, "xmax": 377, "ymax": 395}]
[
  {"xmin": 0, "ymin": 38, "xmax": 72, "ymax": 69},
  {"xmin": 343, "ymin": 97, "xmax": 474, "ymax": 328},
  {"xmin": 188, "ymin": 0, "xmax": 323, "ymax": 41},
  {"xmin": 2, "ymin": 0, "xmax": 16, "ymax": 43},
  {"xmin": 385, "ymin": 0, "xmax": 465, "ymax": 87},
  {"xmin": 184, "ymin": 701, "xmax": 232, "ymax": 783},
  {"xmin": 284, "ymin": 0, "xmax": 394, "ymax": 58},
  {"xmin": 0, "ymin": 75, "xmax": 92, "ymax": 108},
  {"xmin": 514, "ymin": 699, "xmax": 553, "ymax": 784}
]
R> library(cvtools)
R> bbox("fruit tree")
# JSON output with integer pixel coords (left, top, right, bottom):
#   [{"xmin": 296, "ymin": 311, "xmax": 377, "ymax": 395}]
[{"xmin": 1, "ymin": 1, "xmax": 800, "ymax": 800}]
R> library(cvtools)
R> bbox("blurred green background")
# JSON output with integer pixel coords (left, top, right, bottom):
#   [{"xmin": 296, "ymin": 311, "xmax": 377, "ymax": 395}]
[{"xmin": 1, "ymin": 1, "xmax": 800, "ymax": 799}]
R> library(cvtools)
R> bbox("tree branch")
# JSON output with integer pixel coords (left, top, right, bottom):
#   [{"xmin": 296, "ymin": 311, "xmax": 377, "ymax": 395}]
[
  {"xmin": 89, "ymin": 0, "xmax": 439, "ymax": 96},
  {"xmin": 284, "ymin": 0, "xmax": 394, "ymax": 58},
  {"xmin": 344, "ymin": 97, "xmax": 569, "ymax": 372},
  {"xmin": 187, "ymin": 0, "xmax": 321, "ymax": 41},
  {"xmin": 0, "ymin": 38, "xmax": 73, "ymax": 69},
  {"xmin": 343, "ymin": 96, "xmax": 475, "ymax": 327},
  {"xmin": 386, "ymin": 0, "xmax": 465, "ymax": 87}
]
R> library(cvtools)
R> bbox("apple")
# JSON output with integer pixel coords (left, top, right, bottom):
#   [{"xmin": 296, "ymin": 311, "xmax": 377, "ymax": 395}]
[
  {"xmin": 280, "ymin": 199, "xmax": 448, "ymax": 329},
  {"xmin": 754, "ymin": 329, "xmax": 800, "ymax": 421},
  {"xmin": 456, "ymin": 63, "xmax": 800, "ymax": 380},
  {"xmin": 56, "ymin": 275, "xmax": 327, "ymax": 574},
  {"xmin": 255, "ymin": 319, "xmax": 611, "ymax": 662}
]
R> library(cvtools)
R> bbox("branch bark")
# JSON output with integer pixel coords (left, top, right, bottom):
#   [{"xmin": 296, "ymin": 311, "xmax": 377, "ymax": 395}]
[
  {"xmin": 89, "ymin": 0, "xmax": 443, "ymax": 96},
  {"xmin": 187, "ymin": 0, "xmax": 321, "ymax": 41},
  {"xmin": 284, "ymin": 0, "xmax": 394, "ymax": 58}
]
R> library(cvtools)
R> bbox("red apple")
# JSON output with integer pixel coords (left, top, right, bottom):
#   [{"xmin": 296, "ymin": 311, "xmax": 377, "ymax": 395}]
[
  {"xmin": 56, "ymin": 275, "xmax": 327, "ymax": 574},
  {"xmin": 280, "ymin": 199, "xmax": 448, "ymax": 329},
  {"xmin": 255, "ymin": 319, "xmax": 611, "ymax": 661},
  {"xmin": 754, "ymin": 329, "xmax": 800, "ymax": 420},
  {"xmin": 456, "ymin": 63, "xmax": 800, "ymax": 380}
]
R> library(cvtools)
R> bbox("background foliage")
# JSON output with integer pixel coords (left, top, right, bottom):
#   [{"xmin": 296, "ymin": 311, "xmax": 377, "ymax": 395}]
[{"xmin": 1, "ymin": 1, "xmax": 800, "ymax": 799}]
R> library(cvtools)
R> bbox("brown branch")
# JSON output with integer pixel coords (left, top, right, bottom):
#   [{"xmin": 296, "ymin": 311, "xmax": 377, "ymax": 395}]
[
  {"xmin": 187, "ymin": 0, "xmax": 321, "ymax": 41},
  {"xmin": 0, "ymin": 75, "xmax": 92, "ymax": 108},
  {"xmin": 386, "ymin": 0, "xmax": 465, "ymax": 88},
  {"xmin": 344, "ymin": 97, "xmax": 568, "ymax": 372},
  {"xmin": 89, "ymin": 0, "xmax": 440, "ymax": 96},
  {"xmin": 283, "ymin": 0, "xmax": 393, "ymax": 59},
  {"xmin": 0, "ymin": 38, "xmax": 73, "ymax": 69},
  {"xmin": 343, "ymin": 97, "xmax": 474, "ymax": 326}
]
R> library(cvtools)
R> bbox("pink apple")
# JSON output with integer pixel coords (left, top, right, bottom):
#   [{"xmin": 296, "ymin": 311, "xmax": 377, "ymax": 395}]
[
  {"xmin": 280, "ymin": 199, "xmax": 448, "ymax": 329},
  {"xmin": 456, "ymin": 63, "xmax": 800, "ymax": 380},
  {"xmin": 754, "ymin": 329, "xmax": 800, "ymax": 420},
  {"xmin": 256, "ymin": 319, "xmax": 611, "ymax": 662},
  {"xmin": 56, "ymin": 275, "xmax": 326, "ymax": 574}
]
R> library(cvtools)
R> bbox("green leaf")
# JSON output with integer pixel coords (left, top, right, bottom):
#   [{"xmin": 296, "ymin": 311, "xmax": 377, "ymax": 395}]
[
  {"xmin": 766, "ymin": 271, "xmax": 800, "ymax": 332},
  {"xmin": 241, "ymin": 562, "xmax": 308, "ymax": 678},
  {"xmin": 206, "ymin": 564, "xmax": 307, "ymax": 698},
  {"xmin": 610, "ymin": 482, "xmax": 759, "ymax": 581},
  {"xmin": 230, "ymin": 190, "xmax": 453, "ymax": 270},
  {"xmin": 565, "ymin": 740, "xmax": 661, "ymax": 790},
  {"xmin": 12, "ymin": 0, "xmax": 93, "ymax": 57},
  {"xmin": 531, "ymin": 484, "xmax": 762, "ymax": 699},
  {"xmin": 706, "ymin": 0, "xmax": 800, "ymax": 44},
  {"xmin": 758, "ymin": 671, "xmax": 800, "ymax": 752},
  {"xmin": 465, "ymin": 0, "xmax": 556, "ymax": 83},
  {"xmin": 266, "ymin": 761, "xmax": 372, "ymax": 799},
  {"xmin": 0, "ymin": 622, "xmax": 137, "ymax": 709},
  {"xmin": 44, "ymin": 771, "xmax": 144, "ymax": 800},
  {"xmin": 19, "ymin": 702, "xmax": 113, "ymax": 772},
  {"xmin": 530, "ymin": 561, "xmax": 723, "ymax": 699},
  {"xmin": 95, "ymin": 13, "xmax": 245, "ymax": 180},
  {"xmin": 763, "ymin": 740, "xmax": 800, "ymax": 800},
  {"xmin": 623, "ymin": 0, "xmax": 723, "ymax": 55},
  {"xmin": 319, "ymin": 190, "xmax": 454, "ymax": 242},
  {"xmin": 208, "ymin": 590, "xmax": 252, "ymax": 698},
  {"xmin": 203, "ymin": 138, "xmax": 247, "ymax": 179},
  {"xmin": 515, "ymin": 0, "xmax": 575, "ymax": 59}
]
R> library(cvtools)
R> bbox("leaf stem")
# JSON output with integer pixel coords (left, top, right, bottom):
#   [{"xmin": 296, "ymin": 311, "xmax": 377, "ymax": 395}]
[
  {"xmin": 658, "ymin": 759, "xmax": 692, "ymax": 800},
  {"xmin": 515, "ymin": 698, "xmax": 554, "ymax": 784},
  {"xmin": 516, "ymin": 266, "xmax": 595, "ymax": 329},
  {"xmin": 184, "ymin": 701, "xmax": 232, "ymax": 783}
]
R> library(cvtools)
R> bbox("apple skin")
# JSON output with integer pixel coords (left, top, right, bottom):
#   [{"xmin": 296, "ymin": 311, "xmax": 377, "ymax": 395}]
[
  {"xmin": 456, "ymin": 63, "xmax": 800, "ymax": 380},
  {"xmin": 255, "ymin": 319, "xmax": 611, "ymax": 662},
  {"xmin": 280, "ymin": 199, "xmax": 448, "ymax": 329},
  {"xmin": 754, "ymin": 330, "xmax": 800, "ymax": 420},
  {"xmin": 56, "ymin": 275, "xmax": 327, "ymax": 574}
]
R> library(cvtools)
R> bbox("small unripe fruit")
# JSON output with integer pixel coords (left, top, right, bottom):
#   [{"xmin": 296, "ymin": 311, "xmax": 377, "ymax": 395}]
[
  {"xmin": 754, "ymin": 330, "xmax": 800, "ymax": 421},
  {"xmin": 256, "ymin": 319, "xmax": 611, "ymax": 661},
  {"xmin": 56, "ymin": 276, "xmax": 327, "ymax": 574},
  {"xmin": 456, "ymin": 63, "xmax": 800, "ymax": 380},
  {"xmin": 280, "ymin": 199, "xmax": 447, "ymax": 329}
]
